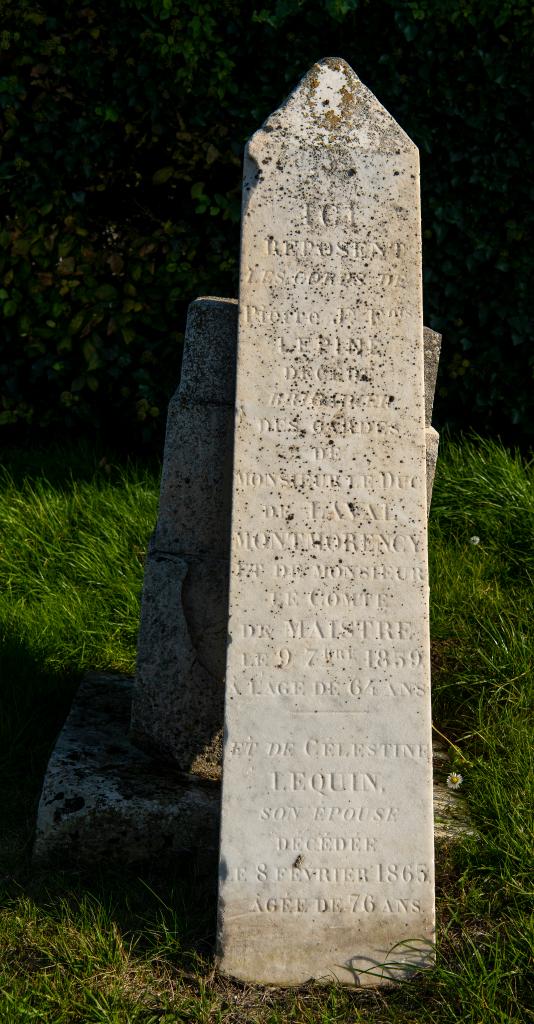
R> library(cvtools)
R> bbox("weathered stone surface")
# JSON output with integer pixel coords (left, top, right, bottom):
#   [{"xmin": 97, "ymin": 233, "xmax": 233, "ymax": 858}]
[
  {"xmin": 177, "ymin": 296, "xmax": 238, "ymax": 406},
  {"xmin": 426, "ymin": 426, "xmax": 440, "ymax": 507},
  {"xmin": 132, "ymin": 298, "xmax": 440, "ymax": 771},
  {"xmin": 423, "ymin": 327, "xmax": 441, "ymax": 506},
  {"xmin": 423, "ymin": 327, "xmax": 441, "ymax": 426},
  {"xmin": 153, "ymin": 297, "xmax": 238, "ymax": 556},
  {"xmin": 33, "ymin": 675, "xmax": 469, "ymax": 866},
  {"xmin": 33, "ymin": 674, "xmax": 220, "ymax": 865},
  {"xmin": 130, "ymin": 297, "xmax": 238, "ymax": 772},
  {"xmin": 131, "ymin": 554, "xmax": 224, "ymax": 775},
  {"xmin": 217, "ymin": 59, "xmax": 435, "ymax": 986}
]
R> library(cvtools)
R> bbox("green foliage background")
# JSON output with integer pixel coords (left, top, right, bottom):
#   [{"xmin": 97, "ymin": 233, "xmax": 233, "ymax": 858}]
[{"xmin": 0, "ymin": 0, "xmax": 532, "ymax": 447}]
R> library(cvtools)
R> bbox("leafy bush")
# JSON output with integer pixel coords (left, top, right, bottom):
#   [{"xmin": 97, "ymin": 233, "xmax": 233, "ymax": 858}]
[{"xmin": 0, "ymin": 0, "xmax": 532, "ymax": 447}]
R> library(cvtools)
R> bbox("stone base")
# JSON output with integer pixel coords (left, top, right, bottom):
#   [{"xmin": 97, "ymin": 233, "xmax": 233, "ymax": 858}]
[
  {"xmin": 33, "ymin": 673, "xmax": 220, "ymax": 865},
  {"xmin": 34, "ymin": 674, "xmax": 469, "ymax": 866}
]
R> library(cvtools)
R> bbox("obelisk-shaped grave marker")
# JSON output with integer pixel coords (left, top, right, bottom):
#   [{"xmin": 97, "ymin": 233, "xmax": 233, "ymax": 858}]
[{"xmin": 217, "ymin": 59, "xmax": 434, "ymax": 986}]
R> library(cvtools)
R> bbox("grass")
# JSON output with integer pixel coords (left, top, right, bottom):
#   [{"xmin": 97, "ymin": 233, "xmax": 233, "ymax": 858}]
[{"xmin": 0, "ymin": 436, "xmax": 532, "ymax": 1023}]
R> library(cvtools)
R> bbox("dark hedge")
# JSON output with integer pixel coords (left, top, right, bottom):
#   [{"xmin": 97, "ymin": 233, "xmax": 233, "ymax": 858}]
[{"xmin": 0, "ymin": 0, "xmax": 532, "ymax": 448}]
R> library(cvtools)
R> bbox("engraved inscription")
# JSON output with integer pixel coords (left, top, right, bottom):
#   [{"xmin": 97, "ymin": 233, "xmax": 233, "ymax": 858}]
[
  {"xmin": 233, "ymin": 531, "xmax": 423, "ymax": 553},
  {"xmin": 264, "ymin": 237, "xmax": 406, "ymax": 260},
  {"xmin": 270, "ymin": 770, "xmax": 381, "ymax": 792},
  {"xmin": 276, "ymin": 334, "xmax": 374, "ymax": 356},
  {"xmin": 250, "ymin": 893, "xmax": 423, "ymax": 914},
  {"xmin": 274, "ymin": 833, "xmax": 377, "ymax": 852}
]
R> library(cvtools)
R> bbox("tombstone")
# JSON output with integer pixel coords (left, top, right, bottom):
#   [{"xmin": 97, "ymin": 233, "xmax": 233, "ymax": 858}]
[
  {"xmin": 131, "ymin": 299, "xmax": 440, "ymax": 773},
  {"xmin": 130, "ymin": 298, "xmax": 238, "ymax": 776},
  {"xmin": 216, "ymin": 59, "xmax": 435, "ymax": 986}
]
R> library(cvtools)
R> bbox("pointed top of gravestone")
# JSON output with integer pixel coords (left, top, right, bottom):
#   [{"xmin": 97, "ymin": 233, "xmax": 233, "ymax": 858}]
[{"xmin": 252, "ymin": 58, "xmax": 415, "ymax": 154}]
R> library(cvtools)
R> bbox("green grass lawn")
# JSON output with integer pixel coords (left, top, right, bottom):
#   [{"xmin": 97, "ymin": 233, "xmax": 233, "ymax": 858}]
[{"xmin": 0, "ymin": 438, "xmax": 532, "ymax": 1023}]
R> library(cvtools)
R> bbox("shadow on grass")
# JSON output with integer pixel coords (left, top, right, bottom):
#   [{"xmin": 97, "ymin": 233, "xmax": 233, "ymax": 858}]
[
  {"xmin": 0, "ymin": 632, "xmax": 79, "ymax": 869},
  {"xmin": 0, "ymin": 630, "xmax": 218, "ymax": 973},
  {"xmin": 16, "ymin": 855, "xmax": 219, "ymax": 967},
  {"xmin": 1, "ymin": 440, "xmax": 159, "ymax": 490},
  {"xmin": 0, "ymin": 442, "xmax": 209, "ymax": 983}
]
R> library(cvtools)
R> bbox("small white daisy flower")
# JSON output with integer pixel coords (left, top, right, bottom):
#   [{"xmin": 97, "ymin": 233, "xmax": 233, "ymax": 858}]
[
  {"xmin": 469, "ymin": 536, "xmax": 480, "ymax": 545},
  {"xmin": 447, "ymin": 772, "xmax": 463, "ymax": 790}
]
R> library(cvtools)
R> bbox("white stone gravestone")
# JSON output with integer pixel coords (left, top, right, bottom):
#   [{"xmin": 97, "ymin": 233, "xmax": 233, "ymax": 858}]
[{"xmin": 217, "ymin": 59, "xmax": 435, "ymax": 986}]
